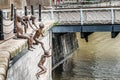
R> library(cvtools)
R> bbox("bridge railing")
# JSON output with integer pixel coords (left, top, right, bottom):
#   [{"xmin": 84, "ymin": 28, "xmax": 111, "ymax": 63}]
[
  {"xmin": 80, "ymin": 8, "xmax": 120, "ymax": 25},
  {"xmin": 2, "ymin": 7, "xmax": 120, "ymax": 25},
  {"xmin": 81, "ymin": 8, "xmax": 112, "ymax": 25},
  {"xmin": 40, "ymin": 7, "xmax": 120, "ymax": 25}
]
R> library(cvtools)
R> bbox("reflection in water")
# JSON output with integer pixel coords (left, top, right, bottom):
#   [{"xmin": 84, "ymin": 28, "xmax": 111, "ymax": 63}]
[{"xmin": 53, "ymin": 32, "xmax": 120, "ymax": 80}]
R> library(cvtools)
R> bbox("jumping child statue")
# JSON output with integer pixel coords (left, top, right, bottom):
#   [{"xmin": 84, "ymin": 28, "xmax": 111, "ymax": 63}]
[{"xmin": 36, "ymin": 46, "xmax": 52, "ymax": 79}]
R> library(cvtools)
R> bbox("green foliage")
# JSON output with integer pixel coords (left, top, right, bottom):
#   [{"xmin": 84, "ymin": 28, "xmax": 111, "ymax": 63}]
[{"xmin": 53, "ymin": 22, "xmax": 59, "ymax": 26}]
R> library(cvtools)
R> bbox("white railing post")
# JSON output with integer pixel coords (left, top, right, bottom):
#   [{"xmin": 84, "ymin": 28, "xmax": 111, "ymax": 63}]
[
  {"xmin": 3, "ymin": 11, "xmax": 7, "ymax": 19},
  {"xmin": 50, "ymin": 8, "xmax": 54, "ymax": 20},
  {"xmin": 80, "ymin": 8, "xmax": 84, "ymax": 25},
  {"xmin": 111, "ymin": 8, "xmax": 114, "ymax": 24}
]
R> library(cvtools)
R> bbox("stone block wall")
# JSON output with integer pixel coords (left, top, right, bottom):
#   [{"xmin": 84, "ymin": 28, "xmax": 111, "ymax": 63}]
[{"xmin": 7, "ymin": 33, "xmax": 52, "ymax": 80}]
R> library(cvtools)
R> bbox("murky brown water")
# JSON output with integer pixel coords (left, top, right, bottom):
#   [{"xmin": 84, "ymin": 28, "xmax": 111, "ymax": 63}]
[{"xmin": 53, "ymin": 32, "xmax": 120, "ymax": 80}]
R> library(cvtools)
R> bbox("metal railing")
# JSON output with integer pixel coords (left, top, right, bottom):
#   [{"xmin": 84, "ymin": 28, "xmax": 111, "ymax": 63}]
[
  {"xmin": 2, "ymin": 7, "xmax": 120, "ymax": 30},
  {"xmin": 39, "ymin": 7, "xmax": 120, "ymax": 25},
  {"xmin": 3, "ymin": 5, "xmax": 120, "ymax": 25}
]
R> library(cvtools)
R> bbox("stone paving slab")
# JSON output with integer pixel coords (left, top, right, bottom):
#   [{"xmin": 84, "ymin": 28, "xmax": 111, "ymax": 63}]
[
  {"xmin": 0, "ymin": 51, "xmax": 10, "ymax": 59},
  {"xmin": 0, "ymin": 75, "xmax": 5, "ymax": 80},
  {"xmin": 0, "ymin": 58, "xmax": 9, "ymax": 65},
  {"xmin": 0, "ymin": 65, "xmax": 6, "ymax": 77}
]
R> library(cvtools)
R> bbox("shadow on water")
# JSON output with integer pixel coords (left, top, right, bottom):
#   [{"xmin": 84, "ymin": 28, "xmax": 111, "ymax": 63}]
[
  {"xmin": 53, "ymin": 48, "xmax": 97, "ymax": 80},
  {"xmin": 53, "ymin": 32, "xmax": 120, "ymax": 80}
]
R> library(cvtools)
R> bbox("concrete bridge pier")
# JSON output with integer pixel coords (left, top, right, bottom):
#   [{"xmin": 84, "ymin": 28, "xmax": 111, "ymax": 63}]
[{"xmin": 52, "ymin": 32, "xmax": 78, "ymax": 70}]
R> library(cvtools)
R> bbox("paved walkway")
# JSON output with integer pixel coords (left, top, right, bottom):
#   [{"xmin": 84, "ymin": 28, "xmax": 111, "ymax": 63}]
[{"xmin": 0, "ymin": 20, "xmax": 54, "ymax": 80}]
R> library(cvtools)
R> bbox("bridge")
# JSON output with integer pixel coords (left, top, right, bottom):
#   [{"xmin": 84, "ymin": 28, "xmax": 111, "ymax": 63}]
[
  {"xmin": 39, "ymin": 7, "xmax": 120, "ymax": 39},
  {"xmin": 41, "ymin": 7, "xmax": 120, "ymax": 69},
  {"xmin": 2, "ymin": 7, "xmax": 120, "ymax": 40},
  {"xmin": 1, "ymin": 6, "xmax": 120, "ymax": 41}
]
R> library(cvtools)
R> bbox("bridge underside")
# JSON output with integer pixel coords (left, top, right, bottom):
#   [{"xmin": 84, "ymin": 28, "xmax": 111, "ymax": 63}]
[
  {"xmin": 51, "ymin": 24, "xmax": 120, "ymax": 33},
  {"xmin": 51, "ymin": 24, "xmax": 120, "ymax": 41}
]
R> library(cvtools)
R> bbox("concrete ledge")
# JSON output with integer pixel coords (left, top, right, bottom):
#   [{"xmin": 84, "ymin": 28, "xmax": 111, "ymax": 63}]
[{"xmin": 0, "ymin": 39, "xmax": 27, "ymax": 58}]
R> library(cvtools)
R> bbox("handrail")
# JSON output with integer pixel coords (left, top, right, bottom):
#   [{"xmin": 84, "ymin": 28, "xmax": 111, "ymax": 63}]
[
  {"xmin": 32, "ymin": 7, "xmax": 120, "ymax": 13},
  {"xmin": 2, "ymin": 7, "xmax": 120, "ymax": 13}
]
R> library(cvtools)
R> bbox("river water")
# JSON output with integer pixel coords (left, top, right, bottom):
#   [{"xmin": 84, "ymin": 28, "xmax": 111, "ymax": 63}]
[{"xmin": 53, "ymin": 32, "xmax": 120, "ymax": 80}]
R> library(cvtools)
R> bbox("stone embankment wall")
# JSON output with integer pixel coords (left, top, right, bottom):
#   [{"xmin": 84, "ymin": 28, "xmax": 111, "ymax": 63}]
[
  {"xmin": 6, "ymin": 33, "xmax": 52, "ymax": 80},
  {"xmin": 5, "ymin": 19, "xmax": 55, "ymax": 80}
]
